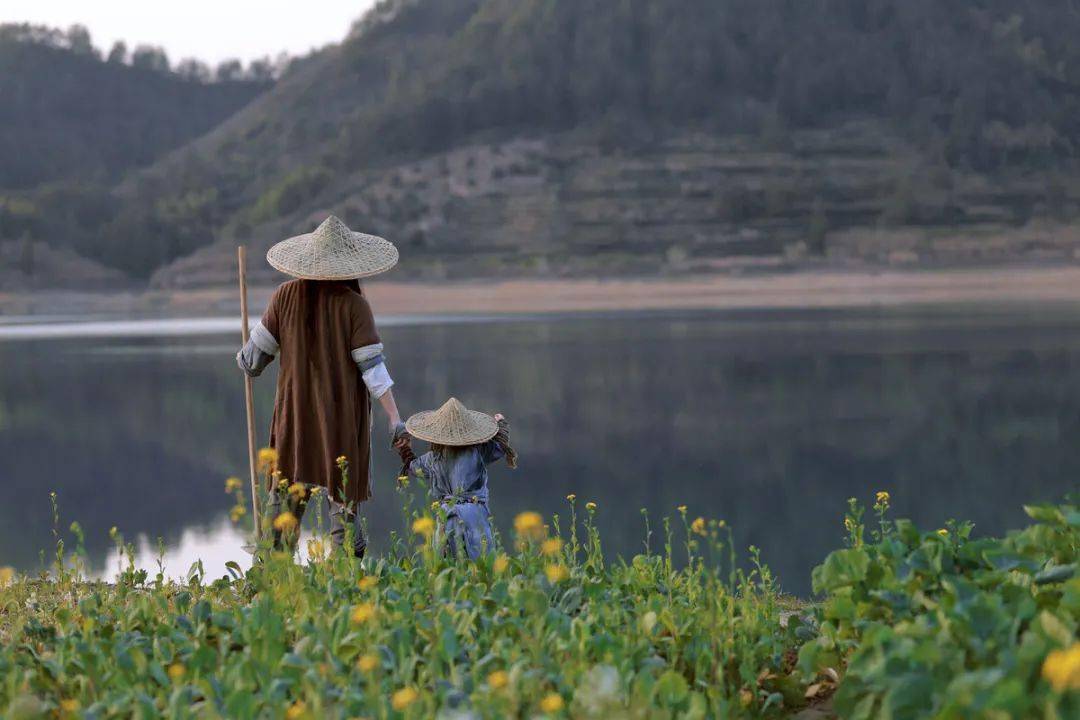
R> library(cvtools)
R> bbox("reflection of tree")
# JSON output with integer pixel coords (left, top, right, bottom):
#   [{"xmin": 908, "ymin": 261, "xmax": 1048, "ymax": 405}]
[{"xmin": 2, "ymin": 312, "xmax": 1079, "ymax": 595}]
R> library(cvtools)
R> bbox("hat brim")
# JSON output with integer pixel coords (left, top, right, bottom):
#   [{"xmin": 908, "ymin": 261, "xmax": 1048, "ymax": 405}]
[
  {"xmin": 266, "ymin": 230, "xmax": 399, "ymax": 280},
  {"xmin": 405, "ymin": 409, "xmax": 499, "ymax": 446}
]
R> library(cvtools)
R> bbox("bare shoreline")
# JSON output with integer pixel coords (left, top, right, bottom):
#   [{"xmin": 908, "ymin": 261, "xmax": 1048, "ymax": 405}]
[{"xmin": 3, "ymin": 266, "xmax": 1080, "ymax": 320}]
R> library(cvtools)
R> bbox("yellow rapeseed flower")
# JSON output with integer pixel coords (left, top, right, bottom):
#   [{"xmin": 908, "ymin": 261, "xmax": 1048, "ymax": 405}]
[
  {"xmin": 358, "ymin": 575, "xmax": 378, "ymax": 591},
  {"xmin": 677, "ymin": 505, "xmax": 687, "ymax": 514},
  {"xmin": 539, "ymin": 693, "xmax": 564, "ymax": 713},
  {"xmin": 167, "ymin": 662, "xmax": 185, "ymax": 682},
  {"xmin": 844, "ymin": 517, "xmax": 855, "ymax": 532},
  {"xmin": 412, "ymin": 517, "xmax": 435, "ymax": 537},
  {"xmin": 513, "ymin": 511, "xmax": 545, "ymax": 541},
  {"xmin": 350, "ymin": 602, "xmax": 376, "ymax": 625},
  {"xmin": 257, "ymin": 447, "xmax": 278, "ymax": 471},
  {"xmin": 285, "ymin": 701, "xmax": 306, "ymax": 720},
  {"xmin": 357, "ymin": 653, "xmax": 379, "ymax": 672},
  {"xmin": 229, "ymin": 506, "xmax": 246, "ymax": 523},
  {"xmin": 691, "ymin": 517, "xmax": 706, "ymax": 535},
  {"xmin": 937, "ymin": 528, "xmax": 949, "ymax": 537},
  {"xmin": 273, "ymin": 511, "xmax": 298, "ymax": 533},
  {"xmin": 0, "ymin": 566, "xmax": 14, "ymax": 587},
  {"xmin": 541, "ymin": 538, "xmax": 563, "ymax": 556},
  {"xmin": 306, "ymin": 537, "xmax": 328, "ymax": 562},
  {"xmin": 224, "ymin": 476, "xmax": 242, "ymax": 493},
  {"xmin": 1042, "ymin": 643, "xmax": 1080, "ymax": 692},
  {"xmin": 391, "ymin": 687, "xmax": 419, "ymax": 711},
  {"xmin": 488, "ymin": 670, "xmax": 509, "ymax": 689},
  {"xmin": 493, "ymin": 554, "xmax": 510, "ymax": 574},
  {"xmin": 585, "ymin": 502, "xmax": 597, "ymax": 512},
  {"xmin": 875, "ymin": 491, "xmax": 890, "ymax": 505},
  {"xmin": 287, "ymin": 482, "xmax": 306, "ymax": 498},
  {"xmin": 545, "ymin": 564, "xmax": 569, "ymax": 584},
  {"xmin": 566, "ymin": 494, "xmax": 576, "ymax": 502},
  {"xmin": 336, "ymin": 455, "xmax": 348, "ymax": 466},
  {"xmin": 59, "ymin": 699, "xmax": 79, "ymax": 714}
]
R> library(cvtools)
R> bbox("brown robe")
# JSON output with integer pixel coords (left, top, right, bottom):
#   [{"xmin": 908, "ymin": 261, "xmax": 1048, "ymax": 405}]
[{"xmin": 261, "ymin": 279, "xmax": 380, "ymax": 504}]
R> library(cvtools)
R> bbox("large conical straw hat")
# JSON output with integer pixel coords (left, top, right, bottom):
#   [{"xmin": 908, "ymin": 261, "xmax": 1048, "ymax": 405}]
[
  {"xmin": 405, "ymin": 397, "xmax": 499, "ymax": 446},
  {"xmin": 266, "ymin": 215, "xmax": 398, "ymax": 280}
]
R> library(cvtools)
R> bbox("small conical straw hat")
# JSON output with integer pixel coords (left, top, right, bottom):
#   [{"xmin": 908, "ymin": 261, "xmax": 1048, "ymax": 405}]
[
  {"xmin": 405, "ymin": 397, "xmax": 499, "ymax": 446},
  {"xmin": 266, "ymin": 215, "xmax": 398, "ymax": 280}
]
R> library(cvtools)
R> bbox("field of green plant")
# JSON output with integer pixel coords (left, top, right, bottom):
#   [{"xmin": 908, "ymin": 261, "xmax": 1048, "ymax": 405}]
[{"xmin": 0, "ymin": 462, "xmax": 1077, "ymax": 719}]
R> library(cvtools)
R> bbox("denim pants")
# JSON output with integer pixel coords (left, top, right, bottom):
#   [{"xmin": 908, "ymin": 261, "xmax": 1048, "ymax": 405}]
[{"xmin": 266, "ymin": 483, "xmax": 366, "ymax": 558}]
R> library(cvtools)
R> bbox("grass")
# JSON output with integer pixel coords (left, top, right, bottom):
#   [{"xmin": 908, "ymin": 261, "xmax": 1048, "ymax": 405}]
[{"xmin": 0, "ymin": 462, "xmax": 1076, "ymax": 718}]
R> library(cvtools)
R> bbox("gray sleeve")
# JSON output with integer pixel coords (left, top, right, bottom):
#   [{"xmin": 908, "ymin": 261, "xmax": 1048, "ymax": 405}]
[{"xmin": 236, "ymin": 339, "xmax": 275, "ymax": 377}]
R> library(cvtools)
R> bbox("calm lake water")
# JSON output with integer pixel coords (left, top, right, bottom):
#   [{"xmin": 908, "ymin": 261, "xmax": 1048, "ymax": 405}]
[{"xmin": 2, "ymin": 305, "xmax": 1078, "ymax": 596}]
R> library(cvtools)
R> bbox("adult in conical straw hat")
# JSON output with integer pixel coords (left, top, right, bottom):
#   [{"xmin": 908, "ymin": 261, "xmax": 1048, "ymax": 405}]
[{"xmin": 236, "ymin": 215, "xmax": 406, "ymax": 559}]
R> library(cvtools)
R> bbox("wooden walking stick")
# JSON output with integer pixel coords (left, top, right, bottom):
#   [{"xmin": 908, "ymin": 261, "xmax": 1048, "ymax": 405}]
[{"xmin": 238, "ymin": 246, "xmax": 261, "ymax": 540}]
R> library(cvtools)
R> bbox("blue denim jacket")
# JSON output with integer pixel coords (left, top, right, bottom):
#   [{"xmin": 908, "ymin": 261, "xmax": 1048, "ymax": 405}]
[{"xmin": 409, "ymin": 430, "xmax": 506, "ymax": 559}]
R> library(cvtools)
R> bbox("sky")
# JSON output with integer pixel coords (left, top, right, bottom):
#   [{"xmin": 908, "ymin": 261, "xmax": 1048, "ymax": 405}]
[{"xmin": 1, "ymin": 1, "xmax": 378, "ymax": 65}]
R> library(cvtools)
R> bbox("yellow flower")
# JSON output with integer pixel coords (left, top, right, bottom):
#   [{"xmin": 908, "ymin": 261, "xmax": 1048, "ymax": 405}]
[
  {"xmin": 285, "ymin": 701, "xmax": 306, "ymax": 719},
  {"xmin": 229, "ymin": 505, "xmax": 246, "ymax": 523},
  {"xmin": 844, "ymin": 517, "xmax": 855, "ymax": 532},
  {"xmin": 545, "ymin": 564, "xmax": 569, "ymax": 584},
  {"xmin": 937, "ymin": 528, "xmax": 949, "ymax": 537},
  {"xmin": 718, "ymin": 520, "xmax": 726, "ymax": 528},
  {"xmin": 412, "ymin": 516, "xmax": 435, "ymax": 537},
  {"xmin": 875, "ymin": 491, "xmax": 890, "ymax": 505},
  {"xmin": 306, "ymin": 536, "xmax": 328, "ymax": 562},
  {"xmin": 488, "ymin": 670, "xmax": 509, "ymax": 689},
  {"xmin": 350, "ymin": 602, "xmax": 377, "ymax": 625},
  {"xmin": 167, "ymin": 662, "xmax": 185, "ymax": 682},
  {"xmin": 566, "ymin": 494, "xmax": 576, "ymax": 502},
  {"xmin": 257, "ymin": 447, "xmax": 278, "ymax": 471},
  {"xmin": 513, "ymin": 511, "xmax": 545, "ymax": 541},
  {"xmin": 59, "ymin": 699, "xmax": 79, "ymax": 715},
  {"xmin": 541, "ymin": 538, "xmax": 563, "ymax": 556},
  {"xmin": 431, "ymin": 501, "xmax": 440, "ymax": 511},
  {"xmin": 273, "ymin": 511, "xmax": 298, "ymax": 533},
  {"xmin": 690, "ymin": 517, "xmax": 706, "ymax": 536},
  {"xmin": 224, "ymin": 476, "xmax": 242, "ymax": 493},
  {"xmin": 539, "ymin": 693, "xmax": 564, "ymax": 713},
  {"xmin": 288, "ymin": 482, "xmax": 306, "ymax": 498},
  {"xmin": 493, "ymin": 554, "xmax": 510, "ymax": 574},
  {"xmin": 585, "ymin": 502, "xmax": 597, "ymax": 512},
  {"xmin": 357, "ymin": 653, "xmax": 379, "ymax": 672},
  {"xmin": 0, "ymin": 566, "xmax": 14, "ymax": 587},
  {"xmin": 391, "ymin": 687, "xmax": 419, "ymax": 711},
  {"xmin": 335, "ymin": 455, "xmax": 348, "ymax": 466},
  {"xmin": 677, "ymin": 505, "xmax": 687, "ymax": 514},
  {"xmin": 358, "ymin": 575, "xmax": 378, "ymax": 591},
  {"xmin": 1042, "ymin": 643, "xmax": 1080, "ymax": 692},
  {"xmin": 308, "ymin": 486, "xmax": 321, "ymax": 496}
]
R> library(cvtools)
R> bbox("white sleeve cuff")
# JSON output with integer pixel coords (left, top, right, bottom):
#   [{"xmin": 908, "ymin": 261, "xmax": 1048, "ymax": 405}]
[
  {"xmin": 362, "ymin": 362, "xmax": 394, "ymax": 399},
  {"xmin": 250, "ymin": 321, "xmax": 279, "ymax": 356}
]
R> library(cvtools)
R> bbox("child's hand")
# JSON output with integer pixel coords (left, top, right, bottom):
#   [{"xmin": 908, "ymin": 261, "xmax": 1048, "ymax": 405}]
[{"xmin": 494, "ymin": 413, "xmax": 505, "ymax": 422}]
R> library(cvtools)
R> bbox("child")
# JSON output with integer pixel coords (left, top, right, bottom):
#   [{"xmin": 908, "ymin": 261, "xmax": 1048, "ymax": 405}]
[{"xmin": 394, "ymin": 397, "xmax": 516, "ymax": 559}]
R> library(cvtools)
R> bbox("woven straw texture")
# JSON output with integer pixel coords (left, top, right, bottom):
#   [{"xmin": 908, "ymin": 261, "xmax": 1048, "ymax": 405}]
[
  {"xmin": 266, "ymin": 215, "xmax": 399, "ymax": 280},
  {"xmin": 405, "ymin": 397, "xmax": 499, "ymax": 446}
]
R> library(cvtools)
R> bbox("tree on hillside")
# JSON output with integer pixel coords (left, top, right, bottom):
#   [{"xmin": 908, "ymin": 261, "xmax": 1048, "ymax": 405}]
[{"xmin": 131, "ymin": 45, "xmax": 170, "ymax": 73}]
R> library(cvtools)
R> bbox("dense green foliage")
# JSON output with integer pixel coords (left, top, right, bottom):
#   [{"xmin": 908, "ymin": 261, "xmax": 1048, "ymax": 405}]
[
  {"xmin": 800, "ymin": 495, "xmax": 1079, "ymax": 719},
  {"xmin": 0, "ymin": 479, "xmax": 809, "ymax": 718},
  {"xmin": 1, "ymin": 478, "xmax": 1077, "ymax": 717}
]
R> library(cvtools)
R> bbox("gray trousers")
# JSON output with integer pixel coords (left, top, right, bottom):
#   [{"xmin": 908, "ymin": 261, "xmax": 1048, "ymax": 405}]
[{"xmin": 266, "ymin": 484, "xmax": 366, "ymax": 558}]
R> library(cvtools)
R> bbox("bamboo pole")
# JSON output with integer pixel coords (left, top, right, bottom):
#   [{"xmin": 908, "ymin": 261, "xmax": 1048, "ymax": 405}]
[{"xmin": 238, "ymin": 246, "xmax": 261, "ymax": 539}]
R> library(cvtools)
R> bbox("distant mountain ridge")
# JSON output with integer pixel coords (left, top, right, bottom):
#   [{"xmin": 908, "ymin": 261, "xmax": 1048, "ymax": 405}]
[
  {"xmin": 0, "ymin": 25, "xmax": 270, "ymax": 189},
  {"xmin": 8, "ymin": 1, "xmax": 1080, "ymax": 288}
]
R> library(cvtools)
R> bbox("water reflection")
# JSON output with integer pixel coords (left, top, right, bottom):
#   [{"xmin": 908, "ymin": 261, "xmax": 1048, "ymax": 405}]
[{"xmin": 1, "ymin": 306, "xmax": 1078, "ymax": 596}]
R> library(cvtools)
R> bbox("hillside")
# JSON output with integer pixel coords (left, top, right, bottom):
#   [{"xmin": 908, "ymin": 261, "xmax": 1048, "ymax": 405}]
[{"xmin": 12, "ymin": 1, "xmax": 1080, "ymax": 287}]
